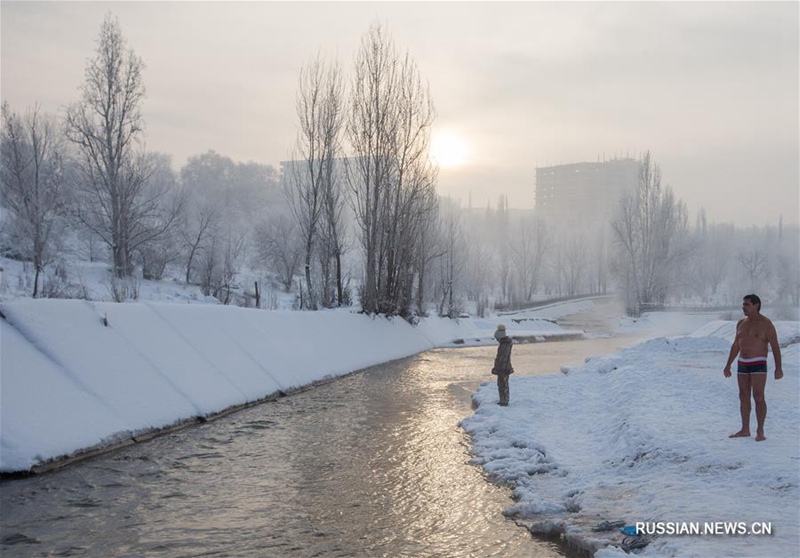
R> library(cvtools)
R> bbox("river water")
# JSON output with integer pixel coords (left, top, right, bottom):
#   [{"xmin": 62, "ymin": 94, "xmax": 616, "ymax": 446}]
[{"xmin": 0, "ymin": 310, "xmax": 641, "ymax": 558}]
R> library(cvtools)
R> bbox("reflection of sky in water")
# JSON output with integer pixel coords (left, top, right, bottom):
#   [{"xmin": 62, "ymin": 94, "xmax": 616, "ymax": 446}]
[{"xmin": 0, "ymin": 337, "xmax": 634, "ymax": 557}]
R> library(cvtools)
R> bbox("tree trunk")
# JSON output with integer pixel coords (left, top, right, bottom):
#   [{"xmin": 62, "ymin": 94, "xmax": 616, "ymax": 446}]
[
  {"xmin": 32, "ymin": 266, "xmax": 41, "ymax": 298},
  {"xmin": 335, "ymin": 252, "xmax": 343, "ymax": 306}
]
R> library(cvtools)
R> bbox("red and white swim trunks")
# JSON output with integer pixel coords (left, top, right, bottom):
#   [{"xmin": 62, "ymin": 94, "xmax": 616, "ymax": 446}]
[{"xmin": 738, "ymin": 357, "xmax": 768, "ymax": 374}]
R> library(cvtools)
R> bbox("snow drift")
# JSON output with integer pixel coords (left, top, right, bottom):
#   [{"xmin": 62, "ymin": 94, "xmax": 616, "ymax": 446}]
[{"xmin": 0, "ymin": 299, "xmax": 434, "ymax": 473}]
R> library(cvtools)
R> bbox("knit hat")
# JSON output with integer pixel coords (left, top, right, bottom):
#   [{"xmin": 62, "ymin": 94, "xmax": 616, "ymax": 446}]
[{"xmin": 494, "ymin": 324, "xmax": 507, "ymax": 340}]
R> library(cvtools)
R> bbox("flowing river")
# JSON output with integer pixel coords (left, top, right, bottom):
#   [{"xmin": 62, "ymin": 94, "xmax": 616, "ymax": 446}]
[{"xmin": 1, "ymin": 308, "xmax": 642, "ymax": 557}]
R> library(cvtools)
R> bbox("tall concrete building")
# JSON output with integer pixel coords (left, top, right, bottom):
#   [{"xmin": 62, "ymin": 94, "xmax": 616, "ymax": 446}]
[{"xmin": 535, "ymin": 158, "xmax": 639, "ymax": 227}]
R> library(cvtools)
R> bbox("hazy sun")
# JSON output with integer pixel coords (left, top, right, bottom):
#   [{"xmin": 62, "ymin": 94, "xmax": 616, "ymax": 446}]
[{"xmin": 431, "ymin": 131, "xmax": 469, "ymax": 169}]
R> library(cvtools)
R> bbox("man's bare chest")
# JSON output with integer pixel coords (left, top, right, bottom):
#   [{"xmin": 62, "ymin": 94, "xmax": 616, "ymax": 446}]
[{"xmin": 738, "ymin": 321, "xmax": 768, "ymax": 344}]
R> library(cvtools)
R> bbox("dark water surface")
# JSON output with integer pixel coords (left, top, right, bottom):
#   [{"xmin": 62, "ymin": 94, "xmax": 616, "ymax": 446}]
[{"xmin": 1, "ymin": 317, "xmax": 639, "ymax": 557}]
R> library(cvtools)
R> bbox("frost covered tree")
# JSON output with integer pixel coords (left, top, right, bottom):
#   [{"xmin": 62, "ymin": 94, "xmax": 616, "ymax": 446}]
[
  {"xmin": 178, "ymin": 150, "xmax": 279, "ymax": 299},
  {"xmin": 736, "ymin": 228, "xmax": 770, "ymax": 294},
  {"xmin": 66, "ymin": 14, "xmax": 179, "ymax": 278},
  {"xmin": 134, "ymin": 153, "xmax": 184, "ymax": 281},
  {"xmin": 588, "ymin": 224, "xmax": 610, "ymax": 294},
  {"xmin": 194, "ymin": 222, "xmax": 247, "ymax": 305},
  {"xmin": 464, "ymin": 220, "xmax": 494, "ymax": 316},
  {"xmin": 0, "ymin": 103, "xmax": 68, "ymax": 297},
  {"xmin": 287, "ymin": 53, "xmax": 345, "ymax": 309},
  {"xmin": 179, "ymin": 201, "xmax": 220, "ymax": 285},
  {"xmin": 346, "ymin": 23, "xmax": 438, "ymax": 316},
  {"xmin": 412, "ymin": 188, "xmax": 442, "ymax": 315},
  {"xmin": 180, "ymin": 150, "xmax": 279, "ymax": 227},
  {"xmin": 552, "ymin": 229, "xmax": 588, "ymax": 297},
  {"xmin": 253, "ymin": 213, "xmax": 303, "ymax": 292},
  {"xmin": 688, "ymin": 222, "xmax": 734, "ymax": 303},
  {"xmin": 611, "ymin": 151, "xmax": 691, "ymax": 315},
  {"xmin": 774, "ymin": 225, "xmax": 800, "ymax": 306},
  {"xmin": 435, "ymin": 198, "xmax": 467, "ymax": 317},
  {"xmin": 494, "ymin": 195, "xmax": 512, "ymax": 303},
  {"xmin": 510, "ymin": 216, "xmax": 551, "ymax": 303}
]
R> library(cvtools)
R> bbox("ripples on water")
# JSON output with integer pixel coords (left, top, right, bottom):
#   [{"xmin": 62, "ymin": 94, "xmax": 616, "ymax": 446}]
[{"xmin": 0, "ymin": 343, "xmax": 620, "ymax": 557}]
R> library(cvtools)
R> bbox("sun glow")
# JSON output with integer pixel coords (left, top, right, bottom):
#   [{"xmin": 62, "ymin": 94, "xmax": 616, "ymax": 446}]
[{"xmin": 430, "ymin": 131, "xmax": 470, "ymax": 169}]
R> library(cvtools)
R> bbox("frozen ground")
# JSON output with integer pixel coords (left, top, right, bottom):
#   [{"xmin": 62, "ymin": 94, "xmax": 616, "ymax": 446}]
[
  {"xmin": 3, "ymin": 256, "xmax": 797, "ymax": 557},
  {"xmin": 462, "ymin": 319, "xmax": 800, "ymax": 557}
]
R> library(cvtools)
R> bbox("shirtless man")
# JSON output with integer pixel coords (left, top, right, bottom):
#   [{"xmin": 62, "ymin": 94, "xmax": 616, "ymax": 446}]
[{"xmin": 723, "ymin": 294, "xmax": 783, "ymax": 441}]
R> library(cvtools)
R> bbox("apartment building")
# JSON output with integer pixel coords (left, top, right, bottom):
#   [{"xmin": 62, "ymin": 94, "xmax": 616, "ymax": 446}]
[{"xmin": 535, "ymin": 158, "xmax": 639, "ymax": 227}]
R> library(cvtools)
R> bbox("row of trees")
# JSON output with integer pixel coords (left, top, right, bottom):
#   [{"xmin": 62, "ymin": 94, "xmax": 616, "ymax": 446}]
[
  {"xmin": 0, "ymin": 103, "xmax": 66, "ymax": 298},
  {"xmin": 2, "ymin": 15, "xmax": 797, "ymax": 317},
  {"xmin": 0, "ymin": 16, "xmax": 442, "ymax": 316},
  {"xmin": 1, "ymin": 15, "xmax": 182, "ymax": 299},
  {"xmin": 611, "ymin": 151, "xmax": 691, "ymax": 315},
  {"xmin": 287, "ymin": 25, "xmax": 439, "ymax": 316},
  {"xmin": 3, "ymin": 95, "xmax": 796, "ymax": 316},
  {"xmin": 423, "ymin": 192, "xmax": 797, "ymax": 318}
]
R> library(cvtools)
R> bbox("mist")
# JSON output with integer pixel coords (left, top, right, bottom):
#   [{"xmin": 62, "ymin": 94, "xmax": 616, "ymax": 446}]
[
  {"xmin": 1, "ymin": 3, "xmax": 798, "ymax": 315},
  {"xmin": 2, "ymin": 1, "xmax": 797, "ymax": 226}
]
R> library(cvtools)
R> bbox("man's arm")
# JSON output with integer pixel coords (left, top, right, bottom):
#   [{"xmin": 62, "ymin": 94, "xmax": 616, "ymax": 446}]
[
  {"xmin": 767, "ymin": 321, "xmax": 783, "ymax": 380},
  {"xmin": 723, "ymin": 320, "xmax": 742, "ymax": 378}
]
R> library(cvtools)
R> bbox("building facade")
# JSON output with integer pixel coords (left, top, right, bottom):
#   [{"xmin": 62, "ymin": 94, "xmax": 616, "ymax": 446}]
[{"xmin": 535, "ymin": 158, "xmax": 639, "ymax": 227}]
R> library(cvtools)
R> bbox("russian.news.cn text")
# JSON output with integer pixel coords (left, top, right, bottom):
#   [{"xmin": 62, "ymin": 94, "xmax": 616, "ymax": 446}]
[{"xmin": 634, "ymin": 522, "xmax": 773, "ymax": 536}]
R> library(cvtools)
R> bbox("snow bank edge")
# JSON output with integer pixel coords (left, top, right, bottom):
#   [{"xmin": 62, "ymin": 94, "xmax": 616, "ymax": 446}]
[{"xmin": 0, "ymin": 299, "xmax": 437, "ymax": 474}]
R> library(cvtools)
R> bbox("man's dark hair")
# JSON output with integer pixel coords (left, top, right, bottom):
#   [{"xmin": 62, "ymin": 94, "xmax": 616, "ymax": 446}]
[{"xmin": 743, "ymin": 294, "xmax": 761, "ymax": 311}]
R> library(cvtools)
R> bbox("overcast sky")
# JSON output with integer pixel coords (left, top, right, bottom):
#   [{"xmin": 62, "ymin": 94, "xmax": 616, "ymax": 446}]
[{"xmin": 2, "ymin": 1, "xmax": 798, "ymax": 226}]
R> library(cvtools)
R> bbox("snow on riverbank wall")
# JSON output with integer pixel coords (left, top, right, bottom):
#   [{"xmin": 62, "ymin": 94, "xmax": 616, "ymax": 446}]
[{"xmin": 0, "ymin": 299, "xmax": 438, "ymax": 473}]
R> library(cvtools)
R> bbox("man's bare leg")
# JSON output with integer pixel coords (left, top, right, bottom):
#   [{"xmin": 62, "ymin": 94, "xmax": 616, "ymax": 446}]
[
  {"xmin": 730, "ymin": 373, "xmax": 752, "ymax": 438},
  {"xmin": 752, "ymin": 373, "xmax": 768, "ymax": 441}
]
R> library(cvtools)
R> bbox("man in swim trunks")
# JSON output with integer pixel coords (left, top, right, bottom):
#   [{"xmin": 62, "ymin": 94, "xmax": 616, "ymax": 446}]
[{"xmin": 723, "ymin": 294, "xmax": 783, "ymax": 441}]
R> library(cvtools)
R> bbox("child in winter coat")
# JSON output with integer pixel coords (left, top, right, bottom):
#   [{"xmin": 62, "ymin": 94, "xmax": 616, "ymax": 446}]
[{"xmin": 492, "ymin": 324, "xmax": 514, "ymax": 406}]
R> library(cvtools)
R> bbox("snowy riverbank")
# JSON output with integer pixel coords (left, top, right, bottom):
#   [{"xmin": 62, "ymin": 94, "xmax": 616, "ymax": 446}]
[
  {"xmin": 461, "ymin": 320, "xmax": 800, "ymax": 557},
  {"xmin": 0, "ymin": 298, "xmax": 570, "ymax": 474},
  {"xmin": 5, "ymin": 295, "xmax": 796, "ymax": 557}
]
